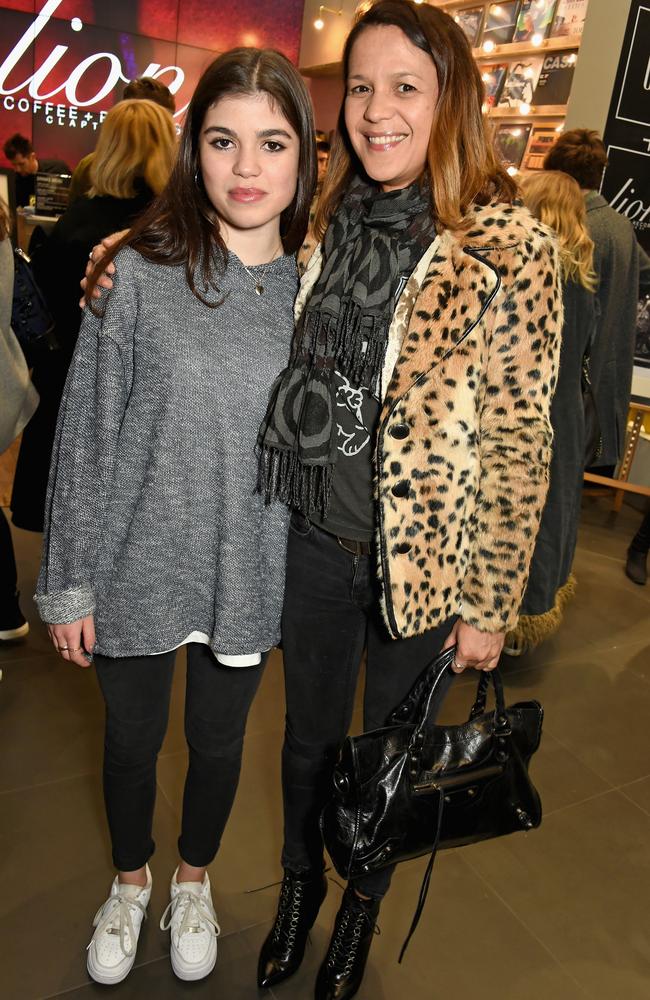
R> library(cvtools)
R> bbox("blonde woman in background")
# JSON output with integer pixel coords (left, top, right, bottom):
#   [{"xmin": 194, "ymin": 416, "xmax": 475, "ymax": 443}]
[
  {"xmin": 505, "ymin": 170, "xmax": 597, "ymax": 656},
  {"xmin": 11, "ymin": 99, "xmax": 176, "ymax": 533}
]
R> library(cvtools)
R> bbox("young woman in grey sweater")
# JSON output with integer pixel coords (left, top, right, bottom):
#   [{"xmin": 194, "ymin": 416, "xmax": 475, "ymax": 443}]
[{"xmin": 35, "ymin": 49, "xmax": 316, "ymax": 986}]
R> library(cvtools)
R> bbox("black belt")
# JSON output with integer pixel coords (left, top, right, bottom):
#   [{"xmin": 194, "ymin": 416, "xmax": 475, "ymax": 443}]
[{"xmin": 336, "ymin": 535, "xmax": 372, "ymax": 557}]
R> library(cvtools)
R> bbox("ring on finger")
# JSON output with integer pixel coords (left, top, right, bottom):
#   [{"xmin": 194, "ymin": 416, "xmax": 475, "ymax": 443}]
[
  {"xmin": 58, "ymin": 645, "xmax": 69, "ymax": 651},
  {"xmin": 453, "ymin": 658, "xmax": 466, "ymax": 671}
]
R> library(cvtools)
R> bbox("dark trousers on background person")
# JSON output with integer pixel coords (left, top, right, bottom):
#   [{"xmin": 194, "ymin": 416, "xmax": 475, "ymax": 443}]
[
  {"xmin": 0, "ymin": 508, "xmax": 18, "ymax": 607},
  {"xmin": 280, "ymin": 513, "xmax": 455, "ymax": 899},
  {"xmin": 94, "ymin": 643, "xmax": 266, "ymax": 872},
  {"xmin": 630, "ymin": 507, "xmax": 650, "ymax": 554}
]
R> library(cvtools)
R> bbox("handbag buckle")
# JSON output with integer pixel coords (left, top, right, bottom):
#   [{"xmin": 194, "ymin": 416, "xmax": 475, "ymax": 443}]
[{"xmin": 494, "ymin": 715, "xmax": 511, "ymax": 738}]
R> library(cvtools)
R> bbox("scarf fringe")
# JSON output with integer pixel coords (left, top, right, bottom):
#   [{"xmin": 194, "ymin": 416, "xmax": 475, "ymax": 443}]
[
  {"xmin": 257, "ymin": 446, "xmax": 333, "ymax": 517},
  {"xmin": 302, "ymin": 300, "xmax": 388, "ymax": 389}
]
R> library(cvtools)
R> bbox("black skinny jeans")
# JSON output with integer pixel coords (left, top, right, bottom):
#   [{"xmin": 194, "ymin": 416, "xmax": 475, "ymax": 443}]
[
  {"xmin": 94, "ymin": 643, "xmax": 265, "ymax": 872},
  {"xmin": 0, "ymin": 508, "xmax": 18, "ymax": 605},
  {"xmin": 280, "ymin": 513, "xmax": 455, "ymax": 899}
]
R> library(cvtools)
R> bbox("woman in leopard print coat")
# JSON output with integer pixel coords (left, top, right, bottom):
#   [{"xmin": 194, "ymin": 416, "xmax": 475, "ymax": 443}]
[{"xmin": 258, "ymin": 3, "xmax": 562, "ymax": 998}]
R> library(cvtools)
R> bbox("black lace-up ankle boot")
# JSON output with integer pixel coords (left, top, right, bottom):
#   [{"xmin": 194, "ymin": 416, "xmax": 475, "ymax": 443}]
[
  {"xmin": 314, "ymin": 886, "xmax": 380, "ymax": 1000},
  {"xmin": 257, "ymin": 868, "xmax": 328, "ymax": 989}
]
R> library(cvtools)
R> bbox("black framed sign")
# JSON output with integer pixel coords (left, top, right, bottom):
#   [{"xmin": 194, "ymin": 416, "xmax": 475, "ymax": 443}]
[
  {"xmin": 601, "ymin": 2, "xmax": 650, "ymax": 256},
  {"xmin": 601, "ymin": 1, "xmax": 650, "ymax": 374}
]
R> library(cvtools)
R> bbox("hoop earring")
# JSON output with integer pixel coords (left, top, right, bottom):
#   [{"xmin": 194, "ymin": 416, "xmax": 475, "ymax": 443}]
[{"xmin": 194, "ymin": 168, "xmax": 201, "ymax": 185}]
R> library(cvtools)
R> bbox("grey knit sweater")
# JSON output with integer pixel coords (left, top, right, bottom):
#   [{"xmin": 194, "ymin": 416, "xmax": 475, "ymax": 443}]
[{"xmin": 35, "ymin": 245, "xmax": 297, "ymax": 658}]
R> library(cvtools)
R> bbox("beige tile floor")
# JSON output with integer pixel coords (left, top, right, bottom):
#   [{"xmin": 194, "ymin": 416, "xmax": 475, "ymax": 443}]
[{"xmin": 1, "ymin": 497, "xmax": 649, "ymax": 1000}]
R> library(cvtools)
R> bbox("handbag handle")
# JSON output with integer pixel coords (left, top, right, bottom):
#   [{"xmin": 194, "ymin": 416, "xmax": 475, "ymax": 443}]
[
  {"xmin": 468, "ymin": 670, "xmax": 508, "ymax": 727},
  {"xmin": 410, "ymin": 658, "xmax": 510, "ymax": 753},
  {"xmin": 469, "ymin": 671, "xmax": 491, "ymax": 719}
]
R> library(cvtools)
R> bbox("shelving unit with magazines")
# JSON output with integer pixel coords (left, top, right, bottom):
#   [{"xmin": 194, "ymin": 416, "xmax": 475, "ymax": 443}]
[{"xmin": 433, "ymin": 0, "xmax": 590, "ymax": 173}]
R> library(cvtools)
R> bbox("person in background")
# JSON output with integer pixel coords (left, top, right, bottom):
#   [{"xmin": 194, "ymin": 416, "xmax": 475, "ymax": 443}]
[
  {"xmin": 504, "ymin": 171, "xmax": 597, "ymax": 656},
  {"xmin": 544, "ymin": 128, "xmax": 650, "ymax": 474},
  {"xmin": 68, "ymin": 76, "xmax": 176, "ymax": 204},
  {"xmin": 315, "ymin": 132, "xmax": 330, "ymax": 188},
  {"xmin": 0, "ymin": 198, "xmax": 39, "ymax": 642},
  {"xmin": 35, "ymin": 47, "xmax": 315, "ymax": 987},
  {"xmin": 309, "ymin": 132, "xmax": 331, "ymax": 225},
  {"xmin": 10, "ymin": 99, "xmax": 176, "ymax": 533},
  {"xmin": 2, "ymin": 133, "xmax": 70, "ymax": 206},
  {"xmin": 626, "ymin": 507, "xmax": 650, "ymax": 585}
]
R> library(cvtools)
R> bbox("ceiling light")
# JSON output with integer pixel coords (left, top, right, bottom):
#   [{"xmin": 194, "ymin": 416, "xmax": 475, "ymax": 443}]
[{"xmin": 314, "ymin": 5, "xmax": 342, "ymax": 30}]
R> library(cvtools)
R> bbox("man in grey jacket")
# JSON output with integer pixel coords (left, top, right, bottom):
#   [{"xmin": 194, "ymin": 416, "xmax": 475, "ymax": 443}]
[
  {"xmin": 545, "ymin": 129, "xmax": 650, "ymax": 470},
  {"xmin": 0, "ymin": 223, "xmax": 39, "ymax": 640}
]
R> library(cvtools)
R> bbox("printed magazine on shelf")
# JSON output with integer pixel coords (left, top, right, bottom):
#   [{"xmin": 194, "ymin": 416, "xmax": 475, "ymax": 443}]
[
  {"xmin": 480, "ymin": 64, "xmax": 509, "ymax": 107},
  {"xmin": 531, "ymin": 49, "xmax": 577, "ymax": 105},
  {"xmin": 498, "ymin": 58, "xmax": 544, "ymax": 108},
  {"xmin": 514, "ymin": 0, "xmax": 558, "ymax": 42},
  {"xmin": 551, "ymin": 0, "xmax": 589, "ymax": 37},
  {"xmin": 483, "ymin": 1, "xmax": 521, "ymax": 45},
  {"xmin": 494, "ymin": 123, "xmax": 533, "ymax": 169},
  {"xmin": 454, "ymin": 6, "xmax": 484, "ymax": 47},
  {"xmin": 523, "ymin": 126, "xmax": 559, "ymax": 169}
]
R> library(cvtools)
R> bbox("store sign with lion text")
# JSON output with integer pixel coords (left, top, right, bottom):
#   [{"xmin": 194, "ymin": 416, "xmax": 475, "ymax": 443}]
[
  {"xmin": 601, "ymin": 0, "xmax": 650, "ymax": 255},
  {"xmin": 601, "ymin": 1, "xmax": 650, "ymax": 373},
  {"xmin": 0, "ymin": 0, "xmax": 303, "ymax": 167}
]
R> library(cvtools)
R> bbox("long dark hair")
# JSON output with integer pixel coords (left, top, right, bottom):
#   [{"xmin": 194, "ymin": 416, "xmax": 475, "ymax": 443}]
[
  {"xmin": 315, "ymin": 0, "xmax": 517, "ymax": 238},
  {"xmin": 87, "ymin": 48, "xmax": 317, "ymax": 307}
]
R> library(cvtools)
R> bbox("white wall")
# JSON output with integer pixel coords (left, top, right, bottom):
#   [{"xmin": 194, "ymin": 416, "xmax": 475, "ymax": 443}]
[
  {"xmin": 565, "ymin": 0, "xmax": 632, "ymax": 133},
  {"xmin": 299, "ymin": 0, "xmax": 358, "ymax": 70}
]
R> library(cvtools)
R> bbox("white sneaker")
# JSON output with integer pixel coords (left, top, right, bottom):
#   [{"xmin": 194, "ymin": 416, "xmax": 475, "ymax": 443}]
[
  {"xmin": 160, "ymin": 869, "xmax": 220, "ymax": 981},
  {"xmin": 86, "ymin": 866, "xmax": 152, "ymax": 985}
]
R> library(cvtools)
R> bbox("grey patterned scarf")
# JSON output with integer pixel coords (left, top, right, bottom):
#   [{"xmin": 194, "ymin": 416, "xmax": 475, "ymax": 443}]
[{"xmin": 257, "ymin": 177, "xmax": 436, "ymax": 515}]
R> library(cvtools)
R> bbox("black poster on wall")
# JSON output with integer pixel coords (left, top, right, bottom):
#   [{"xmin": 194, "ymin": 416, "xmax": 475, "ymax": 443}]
[
  {"xmin": 601, "ymin": 1, "xmax": 650, "ymax": 255},
  {"xmin": 601, "ymin": 1, "xmax": 650, "ymax": 373}
]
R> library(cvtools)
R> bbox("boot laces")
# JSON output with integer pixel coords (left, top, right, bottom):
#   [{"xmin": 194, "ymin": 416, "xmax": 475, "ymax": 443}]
[
  {"xmin": 326, "ymin": 896, "xmax": 379, "ymax": 977},
  {"xmin": 272, "ymin": 873, "xmax": 304, "ymax": 948}
]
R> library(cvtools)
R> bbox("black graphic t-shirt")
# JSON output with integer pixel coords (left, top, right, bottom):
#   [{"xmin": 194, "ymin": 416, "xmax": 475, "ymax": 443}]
[
  {"xmin": 312, "ymin": 274, "xmax": 410, "ymax": 542},
  {"xmin": 312, "ymin": 371, "xmax": 380, "ymax": 542}
]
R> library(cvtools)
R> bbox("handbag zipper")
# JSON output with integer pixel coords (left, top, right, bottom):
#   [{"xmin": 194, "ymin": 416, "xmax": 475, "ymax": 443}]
[{"xmin": 413, "ymin": 762, "xmax": 503, "ymax": 795}]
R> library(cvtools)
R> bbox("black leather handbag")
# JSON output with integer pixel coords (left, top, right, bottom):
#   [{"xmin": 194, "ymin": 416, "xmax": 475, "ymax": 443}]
[{"xmin": 320, "ymin": 647, "xmax": 543, "ymax": 958}]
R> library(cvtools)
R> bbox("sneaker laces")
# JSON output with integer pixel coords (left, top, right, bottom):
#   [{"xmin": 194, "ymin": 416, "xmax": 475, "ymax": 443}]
[
  {"xmin": 91, "ymin": 892, "xmax": 148, "ymax": 959},
  {"xmin": 326, "ymin": 896, "xmax": 380, "ymax": 977},
  {"xmin": 159, "ymin": 888, "xmax": 220, "ymax": 944}
]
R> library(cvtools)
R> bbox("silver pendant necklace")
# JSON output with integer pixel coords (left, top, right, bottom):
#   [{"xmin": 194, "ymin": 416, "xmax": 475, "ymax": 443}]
[{"xmin": 241, "ymin": 244, "xmax": 283, "ymax": 296}]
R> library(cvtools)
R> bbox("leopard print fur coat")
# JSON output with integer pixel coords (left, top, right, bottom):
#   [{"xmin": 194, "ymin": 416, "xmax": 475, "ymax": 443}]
[{"xmin": 296, "ymin": 200, "xmax": 563, "ymax": 638}]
